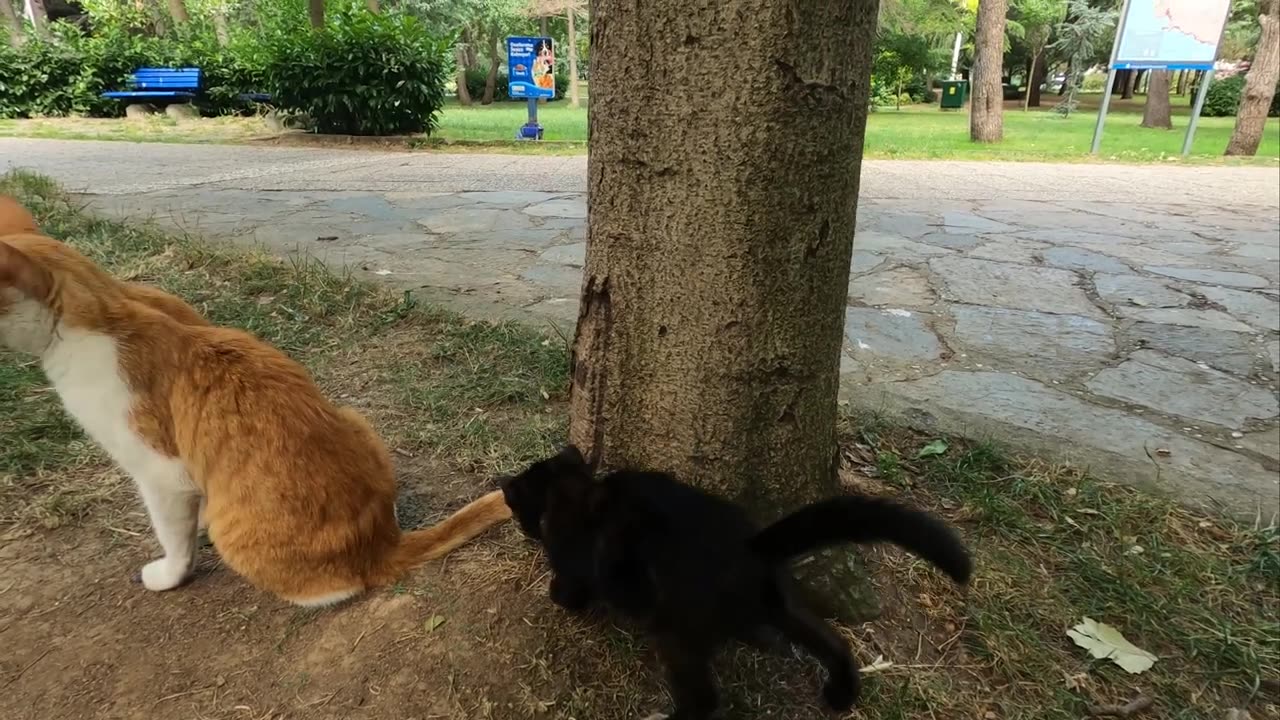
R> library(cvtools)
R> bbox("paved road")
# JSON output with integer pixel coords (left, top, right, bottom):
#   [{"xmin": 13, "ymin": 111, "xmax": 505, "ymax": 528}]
[{"xmin": 3, "ymin": 138, "xmax": 1278, "ymax": 518}]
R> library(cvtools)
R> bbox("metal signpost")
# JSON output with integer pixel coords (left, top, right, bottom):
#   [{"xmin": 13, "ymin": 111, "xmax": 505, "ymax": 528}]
[
  {"xmin": 1090, "ymin": 0, "xmax": 1234, "ymax": 157},
  {"xmin": 506, "ymin": 36, "xmax": 557, "ymax": 141}
]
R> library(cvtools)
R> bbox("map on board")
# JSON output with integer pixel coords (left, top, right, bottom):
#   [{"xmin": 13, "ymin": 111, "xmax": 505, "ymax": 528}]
[{"xmin": 1114, "ymin": 0, "xmax": 1231, "ymax": 69}]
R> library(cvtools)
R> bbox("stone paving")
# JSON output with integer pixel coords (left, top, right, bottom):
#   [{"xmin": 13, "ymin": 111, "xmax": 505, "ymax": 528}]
[{"xmin": 3, "ymin": 138, "xmax": 1278, "ymax": 517}]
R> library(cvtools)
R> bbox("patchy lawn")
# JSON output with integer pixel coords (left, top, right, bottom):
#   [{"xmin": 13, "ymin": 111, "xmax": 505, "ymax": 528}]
[{"xmin": 0, "ymin": 173, "xmax": 1276, "ymax": 720}]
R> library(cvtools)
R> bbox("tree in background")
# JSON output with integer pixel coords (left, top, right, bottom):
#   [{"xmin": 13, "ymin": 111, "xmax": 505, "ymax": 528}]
[
  {"xmin": 970, "ymin": 0, "xmax": 1008, "ymax": 141},
  {"xmin": 1049, "ymin": 0, "xmax": 1115, "ymax": 116},
  {"xmin": 572, "ymin": 0, "xmax": 879, "ymax": 585},
  {"xmin": 1015, "ymin": 0, "xmax": 1066, "ymax": 109},
  {"xmin": 2, "ymin": 0, "xmax": 23, "ymax": 46},
  {"xmin": 1226, "ymin": 0, "xmax": 1279, "ymax": 155},
  {"xmin": 525, "ymin": 0, "xmax": 584, "ymax": 106},
  {"xmin": 308, "ymin": 0, "xmax": 324, "ymax": 27},
  {"xmin": 1141, "ymin": 69, "xmax": 1172, "ymax": 129},
  {"xmin": 26, "ymin": 0, "xmax": 50, "ymax": 38}
]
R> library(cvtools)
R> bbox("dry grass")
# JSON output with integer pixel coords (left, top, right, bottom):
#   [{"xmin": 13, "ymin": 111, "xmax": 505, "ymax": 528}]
[{"xmin": 0, "ymin": 171, "xmax": 1276, "ymax": 720}]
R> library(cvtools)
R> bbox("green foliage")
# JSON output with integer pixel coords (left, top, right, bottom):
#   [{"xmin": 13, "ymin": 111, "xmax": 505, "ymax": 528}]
[
  {"xmin": 256, "ymin": 9, "xmax": 451, "ymax": 135},
  {"xmin": 464, "ymin": 67, "xmax": 509, "ymax": 102},
  {"xmin": 1050, "ymin": 0, "xmax": 1117, "ymax": 116},
  {"xmin": 1202, "ymin": 74, "xmax": 1245, "ymax": 117}
]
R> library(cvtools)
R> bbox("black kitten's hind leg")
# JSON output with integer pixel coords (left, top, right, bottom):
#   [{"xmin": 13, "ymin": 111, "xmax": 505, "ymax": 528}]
[
  {"xmin": 771, "ymin": 593, "xmax": 860, "ymax": 711},
  {"xmin": 653, "ymin": 633, "xmax": 718, "ymax": 720}
]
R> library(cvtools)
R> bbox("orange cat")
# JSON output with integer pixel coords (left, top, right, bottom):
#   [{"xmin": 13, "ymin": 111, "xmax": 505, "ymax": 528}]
[
  {"xmin": 1, "ymin": 194, "xmax": 209, "ymax": 326},
  {"xmin": 0, "ymin": 227, "xmax": 511, "ymax": 605}
]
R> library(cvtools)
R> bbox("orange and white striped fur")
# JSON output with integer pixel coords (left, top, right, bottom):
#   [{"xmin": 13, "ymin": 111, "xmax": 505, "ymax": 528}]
[{"xmin": 0, "ymin": 196, "xmax": 510, "ymax": 605}]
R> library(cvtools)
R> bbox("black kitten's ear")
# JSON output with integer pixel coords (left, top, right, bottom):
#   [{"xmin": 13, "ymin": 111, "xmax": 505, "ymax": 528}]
[{"xmin": 558, "ymin": 444, "xmax": 588, "ymax": 469}]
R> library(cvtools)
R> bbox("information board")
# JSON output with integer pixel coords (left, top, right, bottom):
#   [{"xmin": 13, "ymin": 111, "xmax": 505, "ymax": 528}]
[
  {"xmin": 1113, "ymin": 0, "xmax": 1231, "ymax": 70},
  {"xmin": 507, "ymin": 36, "xmax": 556, "ymax": 100}
]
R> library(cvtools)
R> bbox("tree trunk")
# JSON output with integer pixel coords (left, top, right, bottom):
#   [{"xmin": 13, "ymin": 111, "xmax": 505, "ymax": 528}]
[
  {"xmin": 462, "ymin": 28, "xmax": 478, "ymax": 71},
  {"xmin": 1121, "ymin": 68, "xmax": 1137, "ymax": 99},
  {"xmin": 455, "ymin": 46, "xmax": 472, "ymax": 106},
  {"xmin": 1175, "ymin": 69, "xmax": 1187, "ymax": 95},
  {"xmin": 1227, "ymin": 0, "xmax": 1280, "ymax": 156},
  {"xmin": 1024, "ymin": 50, "xmax": 1039, "ymax": 111},
  {"xmin": 1141, "ymin": 70, "xmax": 1173, "ymax": 129},
  {"xmin": 483, "ymin": 28, "xmax": 500, "ymax": 105},
  {"xmin": 566, "ymin": 7, "xmax": 581, "ymax": 108},
  {"xmin": 25, "ymin": 0, "xmax": 48, "ymax": 39},
  {"xmin": 2, "ymin": 0, "xmax": 23, "ymax": 47},
  {"xmin": 212, "ymin": 7, "xmax": 230, "ymax": 44},
  {"xmin": 969, "ymin": 0, "xmax": 1007, "ymax": 142},
  {"xmin": 366, "ymin": 0, "xmax": 378, "ymax": 12},
  {"xmin": 166, "ymin": 0, "xmax": 190, "ymax": 24},
  {"xmin": 1028, "ymin": 52, "xmax": 1047, "ymax": 107},
  {"xmin": 571, "ymin": 0, "xmax": 877, "ymax": 513},
  {"xmin": 308, "ymin": 0, "xmax": 324, "ymax": 28}
]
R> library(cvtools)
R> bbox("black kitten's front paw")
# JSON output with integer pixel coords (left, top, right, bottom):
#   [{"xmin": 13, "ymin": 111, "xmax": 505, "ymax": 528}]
[
  {"xmin": 549, "ymin": 575, "xmax": 591, "ymax": 612},
  {"xmin": 822, "ymin": 668, "xmax": 860, "ymax": 711}
]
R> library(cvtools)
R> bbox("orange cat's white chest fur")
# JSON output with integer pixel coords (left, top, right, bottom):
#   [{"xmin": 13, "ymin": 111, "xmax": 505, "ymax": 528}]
[{"xmin": 43, "ymin": 325, "xmax": 199, "ymax": 591}]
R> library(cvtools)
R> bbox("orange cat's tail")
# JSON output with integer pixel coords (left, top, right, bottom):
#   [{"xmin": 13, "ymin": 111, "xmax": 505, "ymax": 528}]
[{"xmin": 377, "ymin": 490, "xmax": 512, "ymax": 583}]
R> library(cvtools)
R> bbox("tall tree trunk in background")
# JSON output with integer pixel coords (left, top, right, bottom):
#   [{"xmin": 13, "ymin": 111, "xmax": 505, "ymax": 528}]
[
  {"xmin": 572, "ymin": 0, "xmax": 878, "ymax": 517},
  {"xmin": 308, "ymin": 0, "xmax": 324, "ymax": 28},
  {"xmin": 483, "ymin": 28, "xmax": 500, "ymax": 105},
  {"xmin": 1028, "ymin": 54, "xmax": 1047, "ymax": 106},
  {"xmin": 566, "ymin": 7, "xmax": 580, "ymax": 107},
  {"xmin": 462, "ymin": 28, "xmax": 478, "ymax": 71},
  {"xmin": 1024, "ymin": 49, "xmax": 1039, "ymax": 110},
  {"xmin": 1175, "ymin": 69, "xmax": 1187, "ymax": 95},
  {"xmin": 166, "ymin": 0, "xmax": 190, "ymax": 24},
  {"xmin": 366, "ymin": 0, "xmax": 378, "ymax": 12},
  {"xmin": 212, "ymin": 9, "xmax": 230, "ymax": 44},
  {"xmin": 1141, "ymin": 69, "xmax": 1172, "ymax": 128},
  {"xmin": 1121, "ymin": 68, "xmax": 1136, "ymax": 98},
  {"xmin": 26, "ymin": 0, "xmax": 48, "ymax": 39},
  {"xmin": 970, "ymin": 0, "xmax": 1008, "ymax": 142},
  {"xmin": 455, "ymin": 46, "xmax": 473, "ymax": 105},
  {"xmin": 2, "ymin": 0, "xmax": 24, "ymax": 47},
  {"xmin": 1227, "ymin": 0, "xmax": 1280, "ymax": 156}
]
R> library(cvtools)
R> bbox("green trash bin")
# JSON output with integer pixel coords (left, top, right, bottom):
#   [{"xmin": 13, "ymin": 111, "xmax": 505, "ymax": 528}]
[{"xmin": 940, "ymin": 80, "xmax": 968, "ymax": 110}]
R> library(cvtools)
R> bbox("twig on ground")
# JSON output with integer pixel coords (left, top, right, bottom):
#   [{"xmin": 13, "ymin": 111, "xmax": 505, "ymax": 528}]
[
  {"xmin": 1, "ymin": 648, "xmax": 52, "ymax": 689},
  {"xmin": 1087, "ymin": 695, "xmax": 1154, "ymax": 717}
]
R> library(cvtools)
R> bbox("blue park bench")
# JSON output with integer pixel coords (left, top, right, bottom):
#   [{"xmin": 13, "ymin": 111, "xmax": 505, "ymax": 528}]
[
  {"xmin": 102, "ymin": 67, "xmax": 204, "ymax": 104},
  {"xmin": 102, "ymin": 68, "xmax": 273, "ymax": 107}
]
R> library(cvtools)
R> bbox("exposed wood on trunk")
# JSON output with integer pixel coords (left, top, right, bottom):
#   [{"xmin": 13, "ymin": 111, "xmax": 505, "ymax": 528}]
[{"xmin": 1227, "ymin": 0, "xmax": 1280, "ymax": 156}]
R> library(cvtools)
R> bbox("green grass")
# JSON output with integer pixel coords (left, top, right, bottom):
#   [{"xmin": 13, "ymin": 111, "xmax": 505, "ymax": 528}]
[
  {"xmin": 4, "ymin": 92, "xmax": 1276, "ymax": 163},
  {"xmin": 1, "ymin": 172, "xmax": 1276, "ymax": 718}
]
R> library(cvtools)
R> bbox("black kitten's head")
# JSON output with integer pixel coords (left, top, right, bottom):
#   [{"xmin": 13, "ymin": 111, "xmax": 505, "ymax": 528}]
[{"xmin": 500, "ymin": 445, "xmax": 592, "ymax": 541}]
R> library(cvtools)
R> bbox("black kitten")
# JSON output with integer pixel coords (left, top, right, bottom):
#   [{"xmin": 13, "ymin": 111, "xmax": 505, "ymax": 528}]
[{"xmin": 500, "ymin": 445, "xmax": 972, "ymax": 720}]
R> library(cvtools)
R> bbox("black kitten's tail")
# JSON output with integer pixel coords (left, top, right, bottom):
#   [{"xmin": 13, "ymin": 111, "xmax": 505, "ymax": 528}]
[{"xmin": 749, "ymin": 495, "xmax": 972, "ymax": 584}]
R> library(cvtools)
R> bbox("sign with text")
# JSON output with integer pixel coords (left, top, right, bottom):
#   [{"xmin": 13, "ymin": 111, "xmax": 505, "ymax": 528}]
[
  {"xmin": 507, "ymin": 36, "xmax": 556, "ymax": 100},
  {"xmin": 1114, "ymin": 0, "xmax": 1231, "ymax": 70}
]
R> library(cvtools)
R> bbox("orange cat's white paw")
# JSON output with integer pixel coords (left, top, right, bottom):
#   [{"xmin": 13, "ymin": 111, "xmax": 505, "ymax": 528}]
[{"xmin": 140, "ymin": 558, "xmax": 191, "ymax": 591}]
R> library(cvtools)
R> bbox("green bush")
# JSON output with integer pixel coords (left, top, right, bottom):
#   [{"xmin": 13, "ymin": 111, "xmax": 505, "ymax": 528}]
[
  {"xmin": 464, "ymin": 66, "xmax": 510, "ymax": 103},
  {"xmin": 1202, "ymin": 74, "xmax": 1244, "ymax": 117},
  {"xmin": 1272, "ymin": 80, "xmax": 1280, "ymax": 117},
  {"xmin": 257, "ymin": 10, "xmax": 450, "ymax": 135},
  {"xmin": 868, "ymin": 75, "xmax": 897, "ymax": 109}
]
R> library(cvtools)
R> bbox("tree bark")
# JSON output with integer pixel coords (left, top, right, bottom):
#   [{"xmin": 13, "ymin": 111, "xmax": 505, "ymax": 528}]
[
  {"xmin": 1227, "ymin": 0, "xmax": 1280, "ymax": 156},
  {"xmin": 969, "ymin": 0, "xmax": 1007, "ymax": 142},
  {"xmin": 2, "ymin": 0, "xmax": 23, "ymax": 47},
  {"xmin": 1141, "ymin": 69, "xmax": 1173, "ymax": 129},
  {"xmin": 366, "ymin": 0, "xmax": 378, "ymax": 12},
  {"xmin": 455, "ymin": 46, "xmax": 472, "ymax": 105},
  {"xmin": 166, "ymin": 0, "xmax": 190, "ymax": 24},
  {"xmin": 308, "ymin": 0, "xmax": 324, "ymax": 28},
  {"xmin": 570, "ymin": 0, "xmax": 877, "ymax": 511},
  {"xmin": 1024, "ymin": 50, "xmax": 1039, "ymax": 111},
  {"xmin": 1028, "ymin": 52, "xmax": 1047, "ymax": 107},
  {"xmin": 1121, "ymin": 68, "xmax": 1137, "ymax": 99},
  {"xmin": 483, "ymin": 27, "xmax": 500, "ymax": 105},
  {"xmin": 1175, "ymin": 69, "xmax": 1187, "ymax": 95},
  {"xmin": 212, "ymin": 8, "xmax": 230, "ymax": 45},
  {"xmin": 566, "ymin": 7, "xmax": 581, "ymax": 108},
  {"xmin": 25, "ymin": 0, "xmax": 48, "ymax": 39},
  {"xmin": 462, "ymin": 28, "xmax": 478, "ymax": 71}
]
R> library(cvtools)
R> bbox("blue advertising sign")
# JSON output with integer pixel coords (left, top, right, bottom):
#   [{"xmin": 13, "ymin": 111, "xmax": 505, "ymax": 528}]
[{"xmin": 507, "ymin": 36, "xmax": 556, "ymax": 100}]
